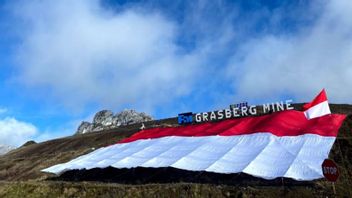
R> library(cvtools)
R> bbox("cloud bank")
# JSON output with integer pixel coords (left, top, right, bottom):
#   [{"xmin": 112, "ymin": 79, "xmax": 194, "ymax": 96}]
[
  {"xmin": 13, "ymin": 0, "xmax": 201, "ymax": 112},
  {"xmin": 10, "ymin": 0, "xmax": 352, "ymax": 116},
  {"xmin": 226, "ymin": 0, "xmax": 352, "ymax": 103},
  {"xmin": 0, "ymin": 117, "xmax": 38, "ymax": 147}
]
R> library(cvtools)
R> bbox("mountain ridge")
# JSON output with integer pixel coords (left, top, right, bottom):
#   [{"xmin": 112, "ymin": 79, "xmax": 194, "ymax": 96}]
[{"xmin": 76, "ymin": 109, "xmax": 153, "ymax": 134}]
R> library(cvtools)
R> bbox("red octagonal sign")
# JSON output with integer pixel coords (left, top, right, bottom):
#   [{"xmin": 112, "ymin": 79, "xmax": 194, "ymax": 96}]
[{"xmin": 322, "ymin": 159, "xmax": 339, "ymax": 182}]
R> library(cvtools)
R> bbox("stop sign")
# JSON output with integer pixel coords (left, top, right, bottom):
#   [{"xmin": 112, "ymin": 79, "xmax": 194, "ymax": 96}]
[{"xmin": 322, "ymin": 159, "xmax": 339, "ymax": 182}]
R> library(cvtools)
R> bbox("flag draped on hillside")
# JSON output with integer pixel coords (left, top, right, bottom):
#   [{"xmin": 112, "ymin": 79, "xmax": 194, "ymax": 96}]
[{"xmin": 42, "ymin": 90, "xmax": 346, "ymax": 181}]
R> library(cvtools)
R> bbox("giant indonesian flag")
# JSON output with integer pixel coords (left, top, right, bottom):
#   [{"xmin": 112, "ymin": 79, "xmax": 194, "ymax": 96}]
[{"xmin": 42, "ymin": 90, "xmax": 346, "ymax": 181}]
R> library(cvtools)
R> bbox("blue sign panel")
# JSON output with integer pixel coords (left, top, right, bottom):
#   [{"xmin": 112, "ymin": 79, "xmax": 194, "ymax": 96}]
[
  {"xmin": 230, "ymin": 102, "xmax": 248, "ymax": 109},
  {"xmin": 178, "ymin": 112, "xmax": 193, "ymax": 124}
]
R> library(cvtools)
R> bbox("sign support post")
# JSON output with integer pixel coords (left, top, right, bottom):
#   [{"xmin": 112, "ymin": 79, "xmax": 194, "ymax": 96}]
[
  {"xmin": 332, "ymin": 182, "xmax": 336, "ymax": 195},
  {"xmin": 322, "ymin": 159, "xmax": 339, "ymax": 196}
]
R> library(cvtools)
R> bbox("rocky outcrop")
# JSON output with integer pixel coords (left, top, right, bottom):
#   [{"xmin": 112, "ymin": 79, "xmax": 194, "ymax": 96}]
[
  {"xmin": 76, "ymin": 109, "xmax": 153, "ymax": 134},
  {"xmin": 76, "ymin": 121, "xmax": 93, "ymax": 134},
  {"xmin": 115, "ymin": 110, "xmax": 153, "ymax": 126},
  {"xmin": 93, "ymin": 110, "xmax": 114, "ymax": 127}
]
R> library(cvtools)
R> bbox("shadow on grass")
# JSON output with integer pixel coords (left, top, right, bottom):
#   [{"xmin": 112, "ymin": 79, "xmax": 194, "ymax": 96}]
[{"xmin": 48, "ymin": 167, "xmax": 316, "ymax": 187}]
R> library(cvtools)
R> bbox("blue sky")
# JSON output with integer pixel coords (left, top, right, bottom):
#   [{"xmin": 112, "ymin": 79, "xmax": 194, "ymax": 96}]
[{"xmin": 1, "ymin": 0, "xmax": 352, "ymax": 147}]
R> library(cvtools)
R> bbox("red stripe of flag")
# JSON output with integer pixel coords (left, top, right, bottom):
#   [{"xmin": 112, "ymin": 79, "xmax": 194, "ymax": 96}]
[
  {"xmin": 302, "ymin": 89, "xmax": 328, "ymax": 110},
  {"xmin": 119, "ymin": 110, "xmax": 345, "ymax": 144}
]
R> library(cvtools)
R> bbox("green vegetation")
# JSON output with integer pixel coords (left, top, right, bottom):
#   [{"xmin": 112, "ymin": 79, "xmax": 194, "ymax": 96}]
[{"xmin": 0, "ymin": 181, "xmax": 335, "ymax": 198}]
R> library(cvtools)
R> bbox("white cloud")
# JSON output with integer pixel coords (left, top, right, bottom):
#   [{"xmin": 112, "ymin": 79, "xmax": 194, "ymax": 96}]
[
  {"xmin": 226, "ymin": 0, "xmax": 352, "ymax": 103},
  {"xmin": 0, "ymin": 108, "xmax": 7, "ymax": 115},
  {"xmin": 13, "ymin": 0, "xmax": 201, "ymax": 111},
  {"xmin": 0, "ymin": 117, "xmax": 38, "ymax": 147},
  {"xmin": 10, "ymin": 0, "xmax": 352, "ymax": 116}
]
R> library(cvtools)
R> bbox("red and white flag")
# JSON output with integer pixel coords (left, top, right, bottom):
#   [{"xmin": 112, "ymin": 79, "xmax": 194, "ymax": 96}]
[
  {"xmin": 43, "ymin": 90, "xmax": 345, "ymax": 181},
  {"xmin": 303, "ymin": 89, "xmax": 331, "ymax": 119}
]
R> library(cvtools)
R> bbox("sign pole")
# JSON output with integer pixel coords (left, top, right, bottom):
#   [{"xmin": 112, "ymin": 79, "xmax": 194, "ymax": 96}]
[
  {"xmin": 332, "ymin": 182, "xmax": 336, "ymax": 195},
  {"xmin": 322, "ymin": 159, "xmax": 339, "ymax": 196}
]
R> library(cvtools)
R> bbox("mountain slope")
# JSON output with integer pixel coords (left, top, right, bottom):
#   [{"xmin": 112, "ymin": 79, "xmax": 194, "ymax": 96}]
[{"xmin": 0, "ymin": 105, "xmax": 351, "ymax": 197}]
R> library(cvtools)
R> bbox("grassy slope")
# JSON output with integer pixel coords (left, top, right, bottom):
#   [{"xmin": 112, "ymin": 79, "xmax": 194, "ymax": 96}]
[
  {"xmin": 0, "ymin": 105, "xmax": 351, "ymax": 197},
  {"xmin": 0, "ymin": 181, "xmax": 331, "ymax": 198}
]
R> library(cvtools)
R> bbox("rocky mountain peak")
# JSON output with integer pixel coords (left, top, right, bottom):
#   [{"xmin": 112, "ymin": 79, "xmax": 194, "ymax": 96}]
[
  {"xmin": 76, "ymin": 109, "xmax": 153, "ymax": 134},
  {"xmin": 93, "ymin": 110, "xmax": 114, "ymax": 126}
]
